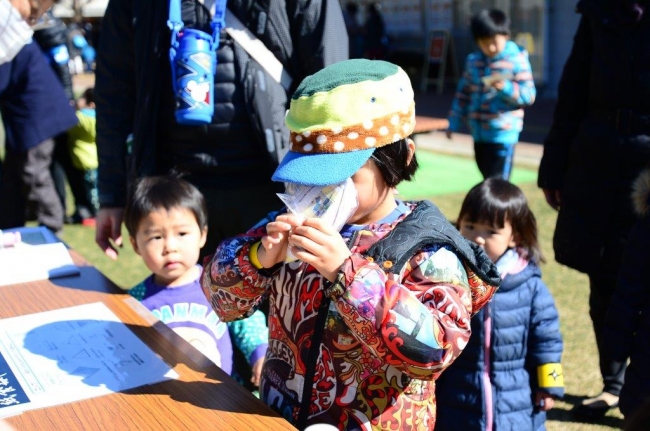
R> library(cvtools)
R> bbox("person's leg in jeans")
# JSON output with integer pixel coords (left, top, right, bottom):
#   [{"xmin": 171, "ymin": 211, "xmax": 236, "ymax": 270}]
[
  {"xmin": 0, "ymin": 138, "xmax": 63, "ymax": 231},
  {"xmin": 473, "ymin": 142, "xmax": 515, "ymax": 180},
  {"xmin": 589, "ymin": 273, "xmax": 627, "ymax": 395},
  {"xmin": 0, "ymin": 145, "xmax": 28, "ymax": 229},
  {"xmin": 23, "ymin": 139, "xmax": 64, "ymax": 231},
  {"xmin": 84, "ymin": 168, "xmax": 99, "ymax": 217},
  {"xmin": 23, "ymin": 139, "xmax": 64, "ymax": 232},
  {"xmin": 52, "ymin": 132, "xmax": 96, "ymax": 223},
  {"xmin": 67, "ymin": 165, "xmax": 96, "ymax": 222},
  {"xmin": 50, "ymin": 133, "xmax": 70, "ymax": 219},
  {"xmin": 574, "ymin": 237, "xmax": 627, "ymax": 418},
  {"xmin": 590, "ymin": 238, "xmax": 628, "ymax": 396}
]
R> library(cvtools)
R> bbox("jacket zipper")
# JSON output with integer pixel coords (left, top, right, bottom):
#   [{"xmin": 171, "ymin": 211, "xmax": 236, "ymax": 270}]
[
  {"xmin": 483, "ymin": 304, "xmax": 494, "ymax": 431},
  {"xmin": 296, "ymin": 294, "xmax": 331, "ymax": 429},
  {"xmin": 296, "ymin": 230, "xmax": 357, "ymax": 429}
]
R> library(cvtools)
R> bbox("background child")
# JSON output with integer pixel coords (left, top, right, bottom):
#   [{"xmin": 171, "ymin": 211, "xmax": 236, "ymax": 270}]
[
  {"xmin": 124, "ymin": 175, "xmax": 268, "ymax": 388},
  {"xmin": 435, "ymin": 178, "xmax": 564, "ymax": 430},
  {"xmin": 446, "ymin": 8, "xmax": 536, "ymax": 180},
  {"xmin": 201, "ymin": 59, "xmax": 501, "ymax": 430},
  {"xmin": 66, "ymin": 87, "xmax": 99, "ymax": 226}
]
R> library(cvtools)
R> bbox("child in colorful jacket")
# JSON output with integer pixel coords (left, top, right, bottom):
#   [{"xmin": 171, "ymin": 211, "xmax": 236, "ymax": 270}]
[
  {"xmin": 436, "ymin": 178, "xmax": 564, "ymax": 431},
  {"xmin": 446, "ymin": 8, "xmax": 536, "ymax": 180},
  {"xmin": 201, "ymin": 59, "xmax": 500, "ymax": 430}
]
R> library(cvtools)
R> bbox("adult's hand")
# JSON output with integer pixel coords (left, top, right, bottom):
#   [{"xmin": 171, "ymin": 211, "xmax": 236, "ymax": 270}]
[
  {"xmin": 11, "ymin": 0, "xmax": 54, "ymax": 24},
  {"xmin": 95, "ymin": 207, "xmax": 126, "ymax": 260},
  {"xmin": 542, "ymin": 188, "xmax": 562, "ymax": 211}
]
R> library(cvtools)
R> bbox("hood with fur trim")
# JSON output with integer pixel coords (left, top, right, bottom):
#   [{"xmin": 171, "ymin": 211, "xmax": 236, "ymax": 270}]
[{"xmin": 632, "ymin": 168, "xmax": 650, "ymax": 216}]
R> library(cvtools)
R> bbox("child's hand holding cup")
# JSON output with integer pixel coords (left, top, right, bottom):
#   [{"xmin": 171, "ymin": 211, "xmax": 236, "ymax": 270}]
[
  {"xmin": 276, "ymin": 178, "xmax": 358, "ymax": 263},
  {"xmin": 258, "ymin": 213, "xmax": 306, "ymax": 267}
]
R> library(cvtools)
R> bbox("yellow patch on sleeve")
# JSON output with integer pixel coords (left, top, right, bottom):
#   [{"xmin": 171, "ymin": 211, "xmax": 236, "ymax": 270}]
[
  {"xmin": 249, "ymin": 241, "xmax": 264, "ymax": 269},
  {"xmin": 537, "ymin": 363, "xmax": 564, "ymax": 388}
]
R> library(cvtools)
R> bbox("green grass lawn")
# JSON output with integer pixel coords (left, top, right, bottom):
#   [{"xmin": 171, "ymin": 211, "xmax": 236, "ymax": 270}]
[
  {"xmin": 397, "ymin": 150, "xmax": 538, "ymax": 198},
  {"xmin": 58, "ymin": 150, "xmax": 624, "ymax": 430}
]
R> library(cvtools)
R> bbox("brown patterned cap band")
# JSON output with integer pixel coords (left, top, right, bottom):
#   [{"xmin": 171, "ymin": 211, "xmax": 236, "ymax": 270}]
[{"xmin": 289, "ymin": 102, "xmax": 416, "ymax": 154}]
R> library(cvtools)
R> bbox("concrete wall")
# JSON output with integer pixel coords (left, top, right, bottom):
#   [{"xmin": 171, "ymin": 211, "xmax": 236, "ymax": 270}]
[{"xmin": 543, "ymin": 0, "xmax": 581, "ymax": 98}]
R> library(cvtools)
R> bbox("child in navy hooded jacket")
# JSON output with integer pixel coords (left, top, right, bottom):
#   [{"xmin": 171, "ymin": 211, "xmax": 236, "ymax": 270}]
[
  {"xmin": 436, "ymin": 178, "xmax": 564, "ymax": 431},
  {"xmin": 446, "ymin": 9, "xmax": 536, "ymax": 180}
]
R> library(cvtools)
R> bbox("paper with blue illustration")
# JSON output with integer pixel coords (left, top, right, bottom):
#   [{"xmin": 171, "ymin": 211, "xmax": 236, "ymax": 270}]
[
  {"xmin": 0, "ymin": 302, "xmax": 178, "ymax": 418},
  {"xmin": 277, "ymin": 178, "xmax": 358, "ymax": 262}
]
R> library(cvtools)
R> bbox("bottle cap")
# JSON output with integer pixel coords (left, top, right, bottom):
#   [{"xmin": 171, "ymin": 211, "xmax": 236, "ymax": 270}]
[{"xmin": 0, "ymin": 231, "xmax": 21, "ymax": 248}]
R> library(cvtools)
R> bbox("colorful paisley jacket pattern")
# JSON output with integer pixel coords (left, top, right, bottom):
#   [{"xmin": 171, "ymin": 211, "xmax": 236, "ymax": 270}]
[{"xmin": 201, "ymin": 201, "xmax": 499, "ymax": 430}]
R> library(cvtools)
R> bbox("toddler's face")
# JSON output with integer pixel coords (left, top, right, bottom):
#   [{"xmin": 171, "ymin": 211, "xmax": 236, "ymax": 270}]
[
  {"xmin": 477, "ymin": 34, "xmax": 508, "ymax": 58},
  {"xmin": 130, "ymin": 207, "xmax": 207, "ymax": 286},
  {"xmin": 347, "ymin": 158, "xmax": 393, "ymax": 225},
  {"xmin": 76, "ymin": 97, "xmax": 88, "ymax": 110},
  {"xmin": 458, "ymin": 217, "xmax": 516, "ymax": 263}
]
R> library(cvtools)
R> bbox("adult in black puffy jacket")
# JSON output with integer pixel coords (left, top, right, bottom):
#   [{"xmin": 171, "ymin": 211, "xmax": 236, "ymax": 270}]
[
  {"xmin": 538, "ymin": 0, "xmax": 650, "ymax": 418},
  {"xmin": 603, "ymin": 167, "xmax": 650, "ymax": 425},
  {"xmin": 94, "ymin": 0, "xmax": 348, "ymax": 261},
  {"xmin": 94, "ymin": 0, "xmax": 347, "ymax": 393}
]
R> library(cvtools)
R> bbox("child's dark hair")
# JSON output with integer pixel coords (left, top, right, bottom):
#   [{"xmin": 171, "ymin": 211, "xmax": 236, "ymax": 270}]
[
  {"xmin": 81, "ymin": 87, "xmax": 94, "ymax": 105},
  {"xmin": 471, "ymin": 9, "xmax": 511, "ymax": 40},
  {"xmin": 124, "ymin": 174, "xmax": 207, "ymax": 237},
  {"xmin": 458, "ymin": 177, "xmax": 544, "ymax": 263},
  {"xmin": 370, "ymin": 138, "xmax": 418, "ymax": 187}
]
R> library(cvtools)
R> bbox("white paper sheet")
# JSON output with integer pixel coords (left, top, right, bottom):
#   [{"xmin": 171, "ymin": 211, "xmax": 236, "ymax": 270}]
[
  {"xmin": 277, "ymin": 179, "xmax": 359, "ymax": 262},
  {"xmin": 0, "ymin": 302, "xmax": 178, "ymax": 418},
  {"xmin": 481, "ymin": 72, "xmax": 514, "ymax": 86},
  {"xmin": 0, "ymin": 242, "xmax": 80, "ymax": 287}
]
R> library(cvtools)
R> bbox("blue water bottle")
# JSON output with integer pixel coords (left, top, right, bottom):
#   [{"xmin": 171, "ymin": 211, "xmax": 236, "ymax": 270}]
[
  {"xmin": 171, "ymin": 30, "xmax": 216, "ymax": 125},
  {"xmin": 168, "ymin": 0, "xmax": 226, "ymax": 125}
]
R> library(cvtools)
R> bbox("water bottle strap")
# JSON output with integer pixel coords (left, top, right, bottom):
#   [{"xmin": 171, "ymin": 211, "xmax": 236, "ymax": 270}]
[
  {"xmin": 166, "ymin": 0, "xmax": 182, "ymax": 34},
  {"xmin": 211, "ymin": 0, "xmax": 227, "ymax": 46},
  {"xmin": 168, "ymin": 0, "xmax": 228, "ymax": 101},
  {"xmin": 224, "ymin": 9, "xmax": 292, "ymax": 91},
  {"xmin": 167, "ymin": 0, "xmax": 227, "ymax": 46}
]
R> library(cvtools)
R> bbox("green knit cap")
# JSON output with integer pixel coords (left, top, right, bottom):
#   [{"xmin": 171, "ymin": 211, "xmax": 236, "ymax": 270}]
[
  {"xmin": 285, "ymin": 59, "xmax": 415, "ymax": 155},
  {"xmin": 272, "ymin": 59, "xmax": 416, "ymax": 186}
]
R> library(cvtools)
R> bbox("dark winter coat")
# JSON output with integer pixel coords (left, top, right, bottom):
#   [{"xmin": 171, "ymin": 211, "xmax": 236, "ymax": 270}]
[
  {"xmin": 538, "ymin": 0, "xmax": 650, "ymax": 274},
  {"xmin": 435, "ymin": 259, "xmax": 564, "ymax": 431},
  {"xmin": 95, "ymin": 0, "xmax": 348, "ymax": 207},
  {"xmin": 603, "ymin": 167, "xmax": 650, "ymax": 418},
  {"xmin": 0, "ymin": 42, "xmax": 77, "ymax": 152}
]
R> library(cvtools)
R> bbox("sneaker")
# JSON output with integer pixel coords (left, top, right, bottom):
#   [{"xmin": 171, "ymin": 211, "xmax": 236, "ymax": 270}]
[
  {"xmin": 81, "ymin": 218, "xmax": 96, "ymax": 227},
  {"xmin": 572, "ymin": 392, "xmax": 619, "ymax": 420}
]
